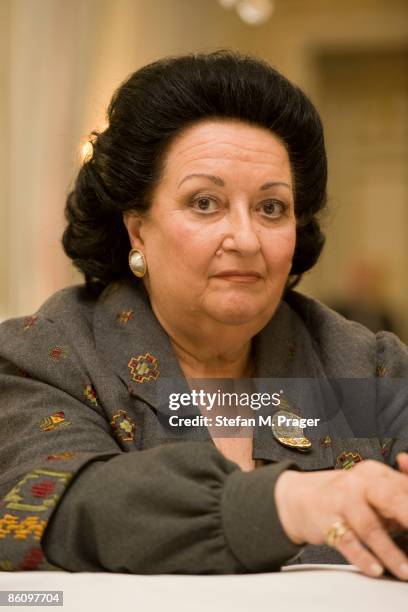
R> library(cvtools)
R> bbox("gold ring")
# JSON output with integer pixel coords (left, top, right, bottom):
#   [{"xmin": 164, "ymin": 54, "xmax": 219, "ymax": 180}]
[{"xmin": 325, "ymin": 520, "xmax": 351, "ymax": 547}]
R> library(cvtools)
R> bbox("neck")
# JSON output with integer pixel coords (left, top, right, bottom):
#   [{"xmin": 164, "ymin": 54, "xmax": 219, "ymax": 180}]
[
  {"xmin": 150, "ymin": 303, "xmax": 255, "ymax": 378},
  {"xmin": 171, "ymin": 335, "xmax": 254, "ymax": 379}
]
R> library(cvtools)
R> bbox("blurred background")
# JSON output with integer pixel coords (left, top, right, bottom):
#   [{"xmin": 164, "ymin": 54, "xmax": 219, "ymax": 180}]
[{"xmin": 1, "ymin": 0, "xmax": 407, "ymax": 341}]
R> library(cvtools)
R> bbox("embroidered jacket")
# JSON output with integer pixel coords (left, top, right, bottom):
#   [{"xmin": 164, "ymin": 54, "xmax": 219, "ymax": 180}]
[{"xmin": 0, "ymin": 279, "xmax": 407, "ymax": 573}]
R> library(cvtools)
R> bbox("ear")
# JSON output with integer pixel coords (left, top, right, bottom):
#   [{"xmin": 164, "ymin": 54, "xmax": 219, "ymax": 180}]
[{"xmin": 123, "ymin": 211, "xmax": 146, "ymax": 250}]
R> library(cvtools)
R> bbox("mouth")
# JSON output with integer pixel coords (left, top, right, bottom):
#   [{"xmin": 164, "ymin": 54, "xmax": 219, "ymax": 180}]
[{"xmin": 212, "ymin": 270, "xmax": 263, "ymax": 283}]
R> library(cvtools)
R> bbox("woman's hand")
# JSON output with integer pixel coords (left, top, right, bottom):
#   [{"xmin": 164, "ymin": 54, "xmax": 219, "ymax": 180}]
[{"xmin": 274, "ymin": 453, "xmax": 408, "ymax": 580}]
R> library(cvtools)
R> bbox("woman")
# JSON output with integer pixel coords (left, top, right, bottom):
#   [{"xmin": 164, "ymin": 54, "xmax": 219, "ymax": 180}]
[{"xmin": 1, "ymin": 50, "xmax": 408, "ymax": 578}]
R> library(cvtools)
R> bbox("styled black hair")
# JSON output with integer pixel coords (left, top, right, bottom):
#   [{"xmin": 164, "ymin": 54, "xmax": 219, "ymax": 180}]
[{"xmin": 62, "ymin": 49, "xmax": 327, "ymax": 295}]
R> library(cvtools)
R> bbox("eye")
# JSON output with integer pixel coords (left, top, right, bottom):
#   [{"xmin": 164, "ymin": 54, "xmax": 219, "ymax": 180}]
[
  {"xmin": 189, "ymin": 196, "xmax": 219, "ymax": 214},
  {"xmin": 258, "ymin": 200, "xmax": 287, "ymax": 219}
]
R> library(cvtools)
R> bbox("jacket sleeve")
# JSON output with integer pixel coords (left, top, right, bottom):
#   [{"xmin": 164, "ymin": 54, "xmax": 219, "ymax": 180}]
[
  {"xmin": 375, "ymin": 331, "xmax": 408, "ymax": 468},
  {"xmin": 0, "ymin": 312, "xmax": 302, "ymax": 574}
]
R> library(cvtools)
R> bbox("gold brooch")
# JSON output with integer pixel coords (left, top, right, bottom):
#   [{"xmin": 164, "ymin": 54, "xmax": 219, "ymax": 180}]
[{"xmin": 271, "ymin": 409, "xmax": 312, "ymax": 452}]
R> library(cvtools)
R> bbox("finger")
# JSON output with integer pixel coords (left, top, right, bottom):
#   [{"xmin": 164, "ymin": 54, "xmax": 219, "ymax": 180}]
[
  {"xmin": 365, "ymin": 470, "xmax": 408, "ymax": 527},
  {"xmin": 396, "ymin": 453, "xmax": 408, "ymax": 473},
  {"xmin": 330, "ymin": 523, "xmax": 384, "ymax": 578},
  {"xmin": 345, "ymin": 503, "xmax": 408, "ymax": 581}
]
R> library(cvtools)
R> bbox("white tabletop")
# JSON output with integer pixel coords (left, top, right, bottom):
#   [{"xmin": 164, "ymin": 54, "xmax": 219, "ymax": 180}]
[{"xmin": 1, "ymin": 565, "xmax": 407, "ymax": 612}]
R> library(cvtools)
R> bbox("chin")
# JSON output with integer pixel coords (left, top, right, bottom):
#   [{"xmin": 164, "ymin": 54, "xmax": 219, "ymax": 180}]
[{"xmin": 207, "ymin": 296, "xmax": 273, "ymax": 327}]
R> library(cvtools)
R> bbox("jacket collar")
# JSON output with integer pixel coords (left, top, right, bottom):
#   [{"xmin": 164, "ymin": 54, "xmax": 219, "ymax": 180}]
[
  {"xmin": 93, "ymin": 279, "xmax": 339, "ymax": 465},
  {"xmin": 93, "ymin": 278, "xmax": 322, "ymax": 406}
]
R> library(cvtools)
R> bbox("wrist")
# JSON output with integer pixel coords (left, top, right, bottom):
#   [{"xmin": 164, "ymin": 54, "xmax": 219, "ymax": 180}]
[{"xmin": 274, "ymin": 469, "xmax": 306, "ymax": 545}]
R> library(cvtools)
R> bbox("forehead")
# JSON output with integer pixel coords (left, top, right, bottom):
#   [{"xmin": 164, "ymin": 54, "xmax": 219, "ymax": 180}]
[{"xmin": 160, "ymin": 119, "xmax": 291, "ymax": 181}]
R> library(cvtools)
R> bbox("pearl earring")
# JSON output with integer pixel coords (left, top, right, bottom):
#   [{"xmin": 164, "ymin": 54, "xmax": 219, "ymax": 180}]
[{"xmin": 129, "ymin": 248, "xmax": 147, "ymax": 278}]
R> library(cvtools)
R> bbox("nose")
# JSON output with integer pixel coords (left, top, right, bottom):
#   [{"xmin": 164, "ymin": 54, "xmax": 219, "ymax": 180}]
[{"xmin": 220, "ymin": 206, "xmax": 261, "ymax": 256}]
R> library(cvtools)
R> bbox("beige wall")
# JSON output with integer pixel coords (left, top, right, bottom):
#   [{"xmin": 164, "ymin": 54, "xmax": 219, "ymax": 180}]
[
  {"xmin": 0, "ymin": 0, "xmax": 11, "ymax": 317},
  {"xmin": 1, "ymin": 0, "xmax": 407, "ymax": 341}
]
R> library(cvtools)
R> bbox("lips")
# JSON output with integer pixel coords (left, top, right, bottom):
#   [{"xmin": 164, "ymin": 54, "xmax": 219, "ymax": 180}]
[{"xmin": 212, "ymin": 270, "xmax": 262, "ymax": 282}]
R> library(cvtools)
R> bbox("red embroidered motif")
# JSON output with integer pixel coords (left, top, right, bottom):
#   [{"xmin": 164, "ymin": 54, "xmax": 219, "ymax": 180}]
[
  {"xmin": 111, "ymin": 410, "xmax": 136, "ymax": 442},
  {"xmin": 20, "ymin": 547, "xmax": 44, "ymax": 571},
  {"xmin": 128, "ymin": 353, "xmax": 160, "ymax": 383},
  {"xmin": 23, "ymin": 315, "xmax": 38, "ymax": 331},
  {"xmin": 40, "ymin": 411, "xmax": 70, "ymax": 432},
  {"xmin": 117, "ymin": 310, "xmax": 134, "ymax": 324},
  {"xmin": 49, "ymin": 347, "xmax": 64, "ymax": 361},
  {"xmin": 31, "ymin": 480, "xmax": 55, "ymax": 498},
  {"xmin": 84, "ymin": 384, "xmax": 99, "ymax": 406}
]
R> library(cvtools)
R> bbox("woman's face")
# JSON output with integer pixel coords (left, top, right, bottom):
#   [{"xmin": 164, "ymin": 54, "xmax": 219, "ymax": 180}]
[{"xmin": 124, "ymin": 120, "xmax": 296, "ymax": 331}]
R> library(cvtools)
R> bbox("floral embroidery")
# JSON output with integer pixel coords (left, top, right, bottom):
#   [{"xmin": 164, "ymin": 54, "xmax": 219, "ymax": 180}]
[
  {"xmin": 46, "ymin": 452, "xmax": 76, "ymax": 461},
  {"xmin": 111, "ymin": 410, "xmax": 136, "ymax": 442},
  {"xmin": 23, "ymin": 315, "xmax": 38, "ymax": 331},
  {"xmin": 320, "ymin": 435, "xmax": 332, "ymax": 448},
  {"xmin": 49, "ymin": 347, "xmax": 65, "ymax": 361},
  {"xmin": 20, "ymin": 547, "xmax": 45, "ymax": 571},
  {"xmin": 40, "ymin": 411, "xmax": 70, "ymax": 432},
  {"xmin": 117, "ymin": 310, "xmax": 134, "ymax": 324},
  {"xmin": 128, "ymin": 352, "xmax": 160, "ymax": 384},
  {"xmin": 335, "ymin": 451, "xmax": 363, "ymax": 470},
  {"xmin": 3, "ymin": 469, "xmax": 73, "ymax": 513},
  {"xmin": 84, "ymin": 384, "xmax": 99, "ymax": 406},
  {"xmin": 376, "ymin": 363, "xmax": 389, "ymax": 377},
  {"xmin": 0, "ymin": 514, "xmax": 46, "ymax": 541}
]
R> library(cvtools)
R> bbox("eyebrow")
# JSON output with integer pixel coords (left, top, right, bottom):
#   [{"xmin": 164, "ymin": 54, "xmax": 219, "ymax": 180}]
[{"xmin": 177, "ymin": 173, "xmax": 291, "ymax": 191}]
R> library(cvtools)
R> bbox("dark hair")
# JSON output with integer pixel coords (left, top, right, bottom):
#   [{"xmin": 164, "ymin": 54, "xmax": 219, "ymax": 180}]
[{"xmin": 62, "ymin": 49, "xmax": 327, "ymax": 295}]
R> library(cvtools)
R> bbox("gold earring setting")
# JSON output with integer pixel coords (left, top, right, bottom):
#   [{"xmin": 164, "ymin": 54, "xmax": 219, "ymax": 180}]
[{"xmin": 129, "ymin": 248, "xmax": 147, "ymax": 278}]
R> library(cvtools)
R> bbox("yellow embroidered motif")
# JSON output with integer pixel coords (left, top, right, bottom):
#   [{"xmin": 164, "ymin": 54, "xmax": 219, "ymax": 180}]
[
  {"xmin": 116, "ymin": 310, "xmax": 134, "ymax": 324},
  {"xmin": 47, "ymin": 451, "xmax": 76, "ymax": 461},
  {"xmin": 0, "ymin": 560, "xmax": 14, "ymax": 571},
  {"xmin": 376, "ymin": 363, "xmax": 388, "ymax": 377},
  {"xmin": 128, "ymin": 353, "xmax": 160, "ymax": 384},
  {"xmin": 320, "ymin": 435, "xmax": 332, "ymax": 448},
  {"xmin": 40, "ymin": 411, "xmax": 70, "ymax": 432},
  {"xmin": 111, "ymin": 410, "xmax": 136, "ymax": 442},
  {"xmin": 3, "ymin": 469, "xmax": 73, "ymax": 512},
  {"xmin": 335, "ymin": 451, "xmax": 363, "ymax": 470},
  {"xmin": 0, "ymin": 514, "xmax": 46, "ymax": 541},
  {"xmin": 84, "ymin": 384, "xmax": 99, "ymax": 406}
]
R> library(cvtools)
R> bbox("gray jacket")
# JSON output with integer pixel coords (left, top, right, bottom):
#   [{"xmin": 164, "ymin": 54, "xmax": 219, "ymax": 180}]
[{"xmin": 0, "ymin": 279, "xmax": 407, "ymax": 573}]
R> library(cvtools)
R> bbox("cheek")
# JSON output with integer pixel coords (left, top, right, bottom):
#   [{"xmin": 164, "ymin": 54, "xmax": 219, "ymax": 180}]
[
  {"xmin": 263, "ymin": 228, "xmax": 296, "ymax": 274},
  {"xmin": 149, "ymin": 218, "xmax": 215, "ymax": 270}
]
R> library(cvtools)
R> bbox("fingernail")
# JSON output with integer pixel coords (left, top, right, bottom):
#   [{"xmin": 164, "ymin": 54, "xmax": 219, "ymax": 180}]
[
  {"xmin": 400, "ymin": 563, "xmax": 408, "ymax": 578},
  {"xmin": 370, "ymin": 563, "xmax": 383, "ymax": 576}
]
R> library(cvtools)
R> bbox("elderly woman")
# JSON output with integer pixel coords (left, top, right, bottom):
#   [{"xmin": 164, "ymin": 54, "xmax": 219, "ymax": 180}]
[{"xmin": 1, "ymin": 50, "xmax": 408, "ymax": 578}]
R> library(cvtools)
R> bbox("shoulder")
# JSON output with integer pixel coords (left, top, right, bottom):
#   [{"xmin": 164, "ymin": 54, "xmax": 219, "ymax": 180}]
[
  {"xmin": 284, "ymin": 290, "xmax": 408, "ymax": 377},
  {"xmin": 0, "ymin": 284, "xmax": 102, "ymax": 385},
  {"xmin": 0, "ymin": 283, "xmax": 97, "ymax": 340}
]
